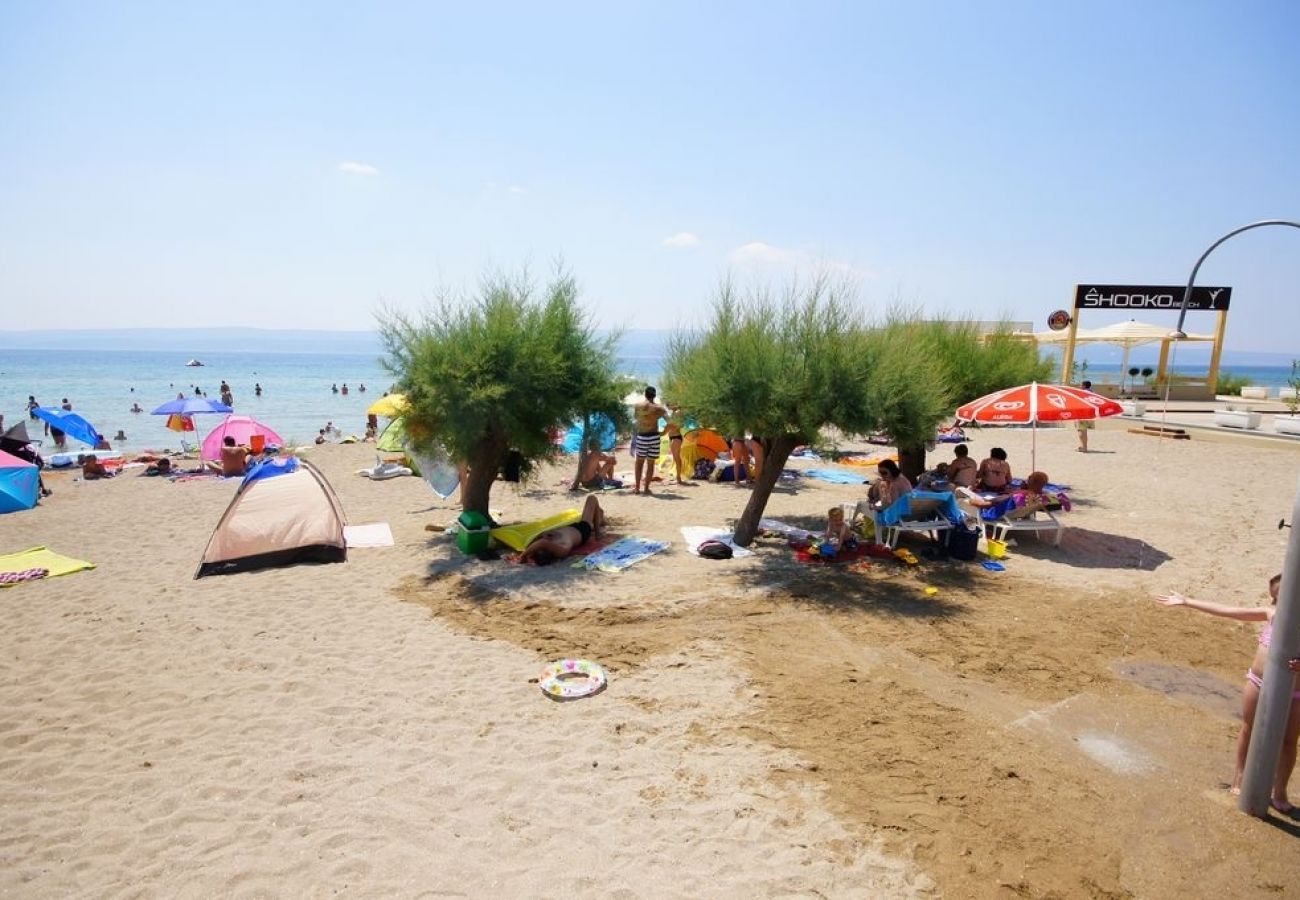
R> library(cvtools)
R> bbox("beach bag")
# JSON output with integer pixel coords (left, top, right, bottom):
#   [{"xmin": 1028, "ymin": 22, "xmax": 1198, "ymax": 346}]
[
  {"xmin": 698, "ymin": 540, "xmax": 733, "ymax": 560},
  {"xmin": 947, "ymin": 523, "xmax": 980, "ymax": 561},
  {"xmin": 694, "ymin": 458, "xmax": 715, "ymax": 480}
]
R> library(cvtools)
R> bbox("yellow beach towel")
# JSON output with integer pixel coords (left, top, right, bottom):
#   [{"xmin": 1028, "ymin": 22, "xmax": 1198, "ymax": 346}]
[
  {"xmin": 0, "ymin": 546, "xmax": 96, "ymax": 587},
  {"xmin": 490, "ymin": 510, "xmax": 582, "ymax": 551}
]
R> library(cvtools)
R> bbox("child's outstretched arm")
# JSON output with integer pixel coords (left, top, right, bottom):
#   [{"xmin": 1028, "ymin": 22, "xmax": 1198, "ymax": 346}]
[{"xmin": 1153, "ymin": 592, "xmax": 1271, "ymax": 622}]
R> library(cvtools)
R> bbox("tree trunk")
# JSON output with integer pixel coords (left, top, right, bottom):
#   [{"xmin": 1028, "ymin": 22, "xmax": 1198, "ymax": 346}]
[
  {"xmin": 898, "ymin": 442, "xmax": 927, "ymax": 483},
  {"xmin": 733, "ymin": 434, "xmax": 799, "ymax": 547},
  {"xmin": 462, "ymin": 430, "xmax": 507, "ymax": 516},
  {"xmin": 569, "ymin": 413, "xmax": 591, "ymax": 491}
]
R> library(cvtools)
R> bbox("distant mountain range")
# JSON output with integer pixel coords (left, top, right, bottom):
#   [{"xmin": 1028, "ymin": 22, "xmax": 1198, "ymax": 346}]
[{"xmin": 0, "ymin": 327, "xmax": 1293, "ymax": 367}]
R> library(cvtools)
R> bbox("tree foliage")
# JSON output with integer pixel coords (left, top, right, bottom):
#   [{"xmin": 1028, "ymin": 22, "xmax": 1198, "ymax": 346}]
[
  {"xmin": 664, "ymin": 277, "xmax": 878, "ymax": 545},
  {"xmin": 867, "ymin": 317, "xmax": 1055, "ymax": 479},
  {"xmin": 378, "ymin": 269, "xmax": 627, "ymax": 514}
]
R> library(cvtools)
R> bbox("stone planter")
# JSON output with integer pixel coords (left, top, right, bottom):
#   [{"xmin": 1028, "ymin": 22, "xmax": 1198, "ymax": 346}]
[
  {"xmin": 1120, "ymin": 401, "xmax": 1146, "ymax": 417},
  {"xmin": 1215, "ymin": 409, "xmax": 1262, "ymax": 430},
  {"xmin": 1275, "ymin": 415, "xmax": 1300, "ymax": 436},
  {"xmin": 1240, "ymin": 386, "xmax": 1269, "ymax": 400}
]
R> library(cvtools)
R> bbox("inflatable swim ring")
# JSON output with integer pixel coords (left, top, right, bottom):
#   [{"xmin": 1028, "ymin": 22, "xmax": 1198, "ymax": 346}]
[{"xmin": 538, "ymin": 659, "xmax": 607, "ymax": 701}]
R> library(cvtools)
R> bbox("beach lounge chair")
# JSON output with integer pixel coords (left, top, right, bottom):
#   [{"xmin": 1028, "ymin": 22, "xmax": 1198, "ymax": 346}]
[
  {"xmin": 863, "ymin": 490, "xmax": 964, "ymax": 549},
  {"xmin": 987, "ymin": 504, "xmax": 1065, "ymax": 547},
  {"xmin": 956, "ymin": 489, "xmax": 1065, "ymax": 548}
]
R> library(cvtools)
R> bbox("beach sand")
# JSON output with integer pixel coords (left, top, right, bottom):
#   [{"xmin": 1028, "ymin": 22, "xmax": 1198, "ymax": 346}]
[{"xmin": 3, "ymin": 422, "xmax": 1299, "ymax": 898}]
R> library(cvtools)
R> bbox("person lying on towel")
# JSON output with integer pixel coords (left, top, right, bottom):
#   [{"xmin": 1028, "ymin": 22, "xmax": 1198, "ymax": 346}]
[
  {"xmin": 520, "ymin": 495, "xmax": 607, "ymax": 566},
  {"xmin": 81, "ymin": 454, "xmax": 113, "ymax": 480}
]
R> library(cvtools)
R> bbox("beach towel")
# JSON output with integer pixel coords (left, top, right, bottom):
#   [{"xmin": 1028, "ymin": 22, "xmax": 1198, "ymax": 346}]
[
  {"xmin": 758, "ymin": 518, "xmax": 818, "ymax": 540},
  {"xmin": 803, "ymin": 469, "xmax": 869, "ymax": 485},
  {"xmin": 0, "ymin": 547, "xmax": 95, "ymax": 586},
  {"xmin": 491, "ymin": 510, "xmax": 582, "ymax": 551},
  {"xmin": 680, "ymin": 526, "xmax": 754, "ymax": 558},
  {"xmin": 344, "ymin": 522, "xmax": 394, "ymax": 548},
  {"xmin": 572, "ymin": 537, "xmax": 669, "ymax": 573}
]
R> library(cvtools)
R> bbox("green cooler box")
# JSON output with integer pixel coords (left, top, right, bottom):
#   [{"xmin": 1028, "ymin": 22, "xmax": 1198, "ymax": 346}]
[{"xmin": 456, "ymin": 510, "xmax": 493, "ymax": 555}]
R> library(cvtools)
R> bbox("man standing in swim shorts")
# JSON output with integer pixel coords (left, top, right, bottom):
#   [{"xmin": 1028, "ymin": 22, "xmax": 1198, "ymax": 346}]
[{"xmin": 632, "ymin": 386, "xmax": 667, "ymax": 495}]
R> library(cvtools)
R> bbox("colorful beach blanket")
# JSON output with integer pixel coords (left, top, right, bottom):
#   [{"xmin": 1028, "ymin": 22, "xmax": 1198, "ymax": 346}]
[
  {"xmin": 572, "ymin": 537, "xmax": 669, "ymax": 573},
  {"xmin": 0, "ymin": 547, "xmax": 95, "ymax": 587},
  {"xmin": 803, "ymin": 468, "xmax": 870, "ymax": 485}
]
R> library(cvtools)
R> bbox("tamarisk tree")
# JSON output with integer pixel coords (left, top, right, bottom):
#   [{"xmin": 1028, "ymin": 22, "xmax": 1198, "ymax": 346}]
[{"xmin": 379, "ymin": 270, "xmax": 625, "ymax": 516}]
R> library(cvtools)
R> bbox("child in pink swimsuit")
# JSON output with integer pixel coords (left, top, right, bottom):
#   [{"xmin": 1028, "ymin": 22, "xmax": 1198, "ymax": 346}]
[{"xmin": 1155, "ymin": 574, "xmax": 1300, "ymax": 814}]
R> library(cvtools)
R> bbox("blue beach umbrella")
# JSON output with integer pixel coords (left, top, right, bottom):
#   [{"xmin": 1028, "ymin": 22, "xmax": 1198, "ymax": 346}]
[
  {"xmin": 151, "ymin": 397, "xmax": 234, "ymax": 416},
  {"xmin": 31, "ymin": 408, "xmax": 103, "ymax": 447}
]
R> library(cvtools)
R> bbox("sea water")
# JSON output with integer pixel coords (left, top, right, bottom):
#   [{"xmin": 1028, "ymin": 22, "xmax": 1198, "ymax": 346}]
[
  {"xmin": 2, "ymin": 346, "xmax": 1291, "ymax": 454},
  {"xmin": 0, "ymin": 348, "xmax": 392, "ymax": 452},
  {"xmin": 0, "ymin": 346, "xmax": 667, "ymax": 453}
]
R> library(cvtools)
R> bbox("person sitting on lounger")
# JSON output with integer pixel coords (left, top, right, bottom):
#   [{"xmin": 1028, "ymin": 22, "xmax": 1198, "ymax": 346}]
[
  {"xmin": 578, "ymin": 440, "xmax": 621, "ymax": 489},
  {"xmin": 81, "ymin": 454, "xmax": 112, "ymax": 480},
  {"xmin": 948, "ymin": 443, "xmax": 978, "ymax": 488},
  {"xmin": 961, "ymin": 471, "xmax": 1068, "ymax": 518},
  {"xmin": 975, "ymin": 447, "xmax": 1012, "ymax": 492},
  {"xmin": 520, "ymin": 495, "xmax": 607, "ymax": 566},
  {"xmin": 220, "ymin": 436, "xmax": 249, "ymax": 477},
  {"xmin": 867, "ymin": 459, "xmax": 912, "ymax": 509}
]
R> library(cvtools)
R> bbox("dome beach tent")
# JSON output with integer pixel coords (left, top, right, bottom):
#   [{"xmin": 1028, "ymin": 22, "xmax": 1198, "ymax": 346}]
[
  {"xmin": 200, "ymin": 415, "xmax": 284, "ymax": 461},
  {"xmin": 195, "ymin": 458, "xmax": 347, "ymax": 577},
  {"xmin": 0, "ymin": 450, "xmax": 40, "ymax": 514}
]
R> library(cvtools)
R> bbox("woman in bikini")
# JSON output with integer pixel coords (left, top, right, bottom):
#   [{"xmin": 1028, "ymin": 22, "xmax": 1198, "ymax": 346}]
[
  {"xmin": 520, "ymin": 495, "xmax": 607, "ymax": 566},
  {"xmin": 664, "ymin": 407, "xmax": 687, "ymax": 485},
  {"xmin": 1154, "ymin": 574, "xmax": 1300, "ymax": 813},
  {"xmin": 975, "ymin": 447, "xmax": 1011, "ymax": 492}
]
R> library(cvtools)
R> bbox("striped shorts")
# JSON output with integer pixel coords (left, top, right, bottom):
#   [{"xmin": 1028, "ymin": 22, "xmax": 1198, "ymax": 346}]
[{"xmin": 632, "ymin": 432, "xmax": 661, "ymax": 458}]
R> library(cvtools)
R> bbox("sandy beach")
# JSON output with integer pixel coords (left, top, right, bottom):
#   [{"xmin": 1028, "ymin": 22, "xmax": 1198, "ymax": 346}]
[{"xmin": 3, "ymin": 420, "xmax": 1300, "ymax": 898}]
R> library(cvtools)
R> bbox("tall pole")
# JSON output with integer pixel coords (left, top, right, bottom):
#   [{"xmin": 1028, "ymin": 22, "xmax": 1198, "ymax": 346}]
[
  {"xmin": 1175, "ymin": 218, "xmax": 1300, "ymax": 816},
  {"xmin": 1170, "ymin": 219, "xmax": 1300, "ymax": 818},
  {"xmin": 1239, "ymin": 480, "xmax": 1300, "ymax": 817}
]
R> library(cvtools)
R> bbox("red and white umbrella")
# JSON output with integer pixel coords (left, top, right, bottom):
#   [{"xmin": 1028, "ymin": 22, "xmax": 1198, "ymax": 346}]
[{"xmin": 955, "ymin": 382, "xmax": 1123, "ymax": 469}]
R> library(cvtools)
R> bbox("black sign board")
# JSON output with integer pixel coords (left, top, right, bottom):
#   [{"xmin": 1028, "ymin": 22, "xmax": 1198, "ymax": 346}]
[{"xmin": 1073, "ymin": 285, "xmax": 1231, "ymax": 311}]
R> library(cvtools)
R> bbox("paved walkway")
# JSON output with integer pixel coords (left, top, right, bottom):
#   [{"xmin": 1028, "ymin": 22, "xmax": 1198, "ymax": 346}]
[{"xmin": 1109, "ymin": 396, "xmax": 1300, "ymax": 447}]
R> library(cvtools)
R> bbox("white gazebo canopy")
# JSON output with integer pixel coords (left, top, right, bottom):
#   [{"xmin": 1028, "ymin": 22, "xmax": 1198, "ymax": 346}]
[
  {"xmin": 1012, "ymin": 319, "xmax": 1217, "ymax": 390},
  {"xmin": 1016, "ymin": 319, "xmax": 1215, "ymax": 347}
]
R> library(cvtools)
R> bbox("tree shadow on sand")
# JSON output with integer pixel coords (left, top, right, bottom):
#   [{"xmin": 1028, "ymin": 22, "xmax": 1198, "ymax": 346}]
[
  {"xmin": 1052, "ymin": 527, "xmax": 1172, "ymax": 570},
  {"xmin": 727, "ymin": 514, "xmax": 981, "ymax": 622}
]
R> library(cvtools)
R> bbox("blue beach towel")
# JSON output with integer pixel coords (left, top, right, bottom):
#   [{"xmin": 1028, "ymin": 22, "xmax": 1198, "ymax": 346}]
[
  {"xmin": 573, "ymin": 537, "xmax": 669, "ymax": 573},
  {"xmin": 804, "ymin": 469, "xmax": 869, "ymax": 485},
  {"xmin": 876, "ymin": 490, "xmax": 964, "ymax": 527}
]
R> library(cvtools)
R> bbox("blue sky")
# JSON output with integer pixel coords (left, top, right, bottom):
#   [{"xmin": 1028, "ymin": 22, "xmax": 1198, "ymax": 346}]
[{"xmin": 2, "ymin": 1, "xmax": 1297, "ymax": 352}]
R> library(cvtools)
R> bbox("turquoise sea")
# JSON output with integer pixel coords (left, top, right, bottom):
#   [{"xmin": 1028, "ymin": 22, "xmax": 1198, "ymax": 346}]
[
  {"xmin": 1, "ymin": 349, "xmax": 392, "ymax": 451},
  {"xmin": 0, "ymin": 347, "xmax": 666, "ymax": 453},
  {"xmin": 1, "ymin": 346, "xmax": 1293, "ymax": 454}
]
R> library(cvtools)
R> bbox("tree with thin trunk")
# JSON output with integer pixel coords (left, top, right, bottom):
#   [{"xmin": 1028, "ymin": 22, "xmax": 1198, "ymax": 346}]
[
  {"xmin": 378, "ymin": 269, "xmax": 624, "ymax": 516},
  {"xmin": 663, "ymin": 277, "xmax": 881, "ymax": 547}
]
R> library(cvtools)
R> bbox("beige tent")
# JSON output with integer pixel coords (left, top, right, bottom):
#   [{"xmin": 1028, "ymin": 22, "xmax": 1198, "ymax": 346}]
[{"xmin": 195, "ymin": 459, "xmax": 346, "ymax": 577}]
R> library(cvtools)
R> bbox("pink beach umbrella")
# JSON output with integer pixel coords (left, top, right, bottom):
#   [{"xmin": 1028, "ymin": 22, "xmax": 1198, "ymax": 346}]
[
  {"xmin": 954, "ymin": 382, "xmax": 1123, "ymax": 470},
  {"xmin": 201, "ymin": 415, "xmax": 284, "ymax": 461}
]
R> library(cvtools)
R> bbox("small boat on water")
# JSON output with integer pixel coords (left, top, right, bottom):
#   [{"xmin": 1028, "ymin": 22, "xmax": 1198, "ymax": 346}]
[{"xmin": 185, "ymin": 359, "xmax": 205, "ymax": 367}]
